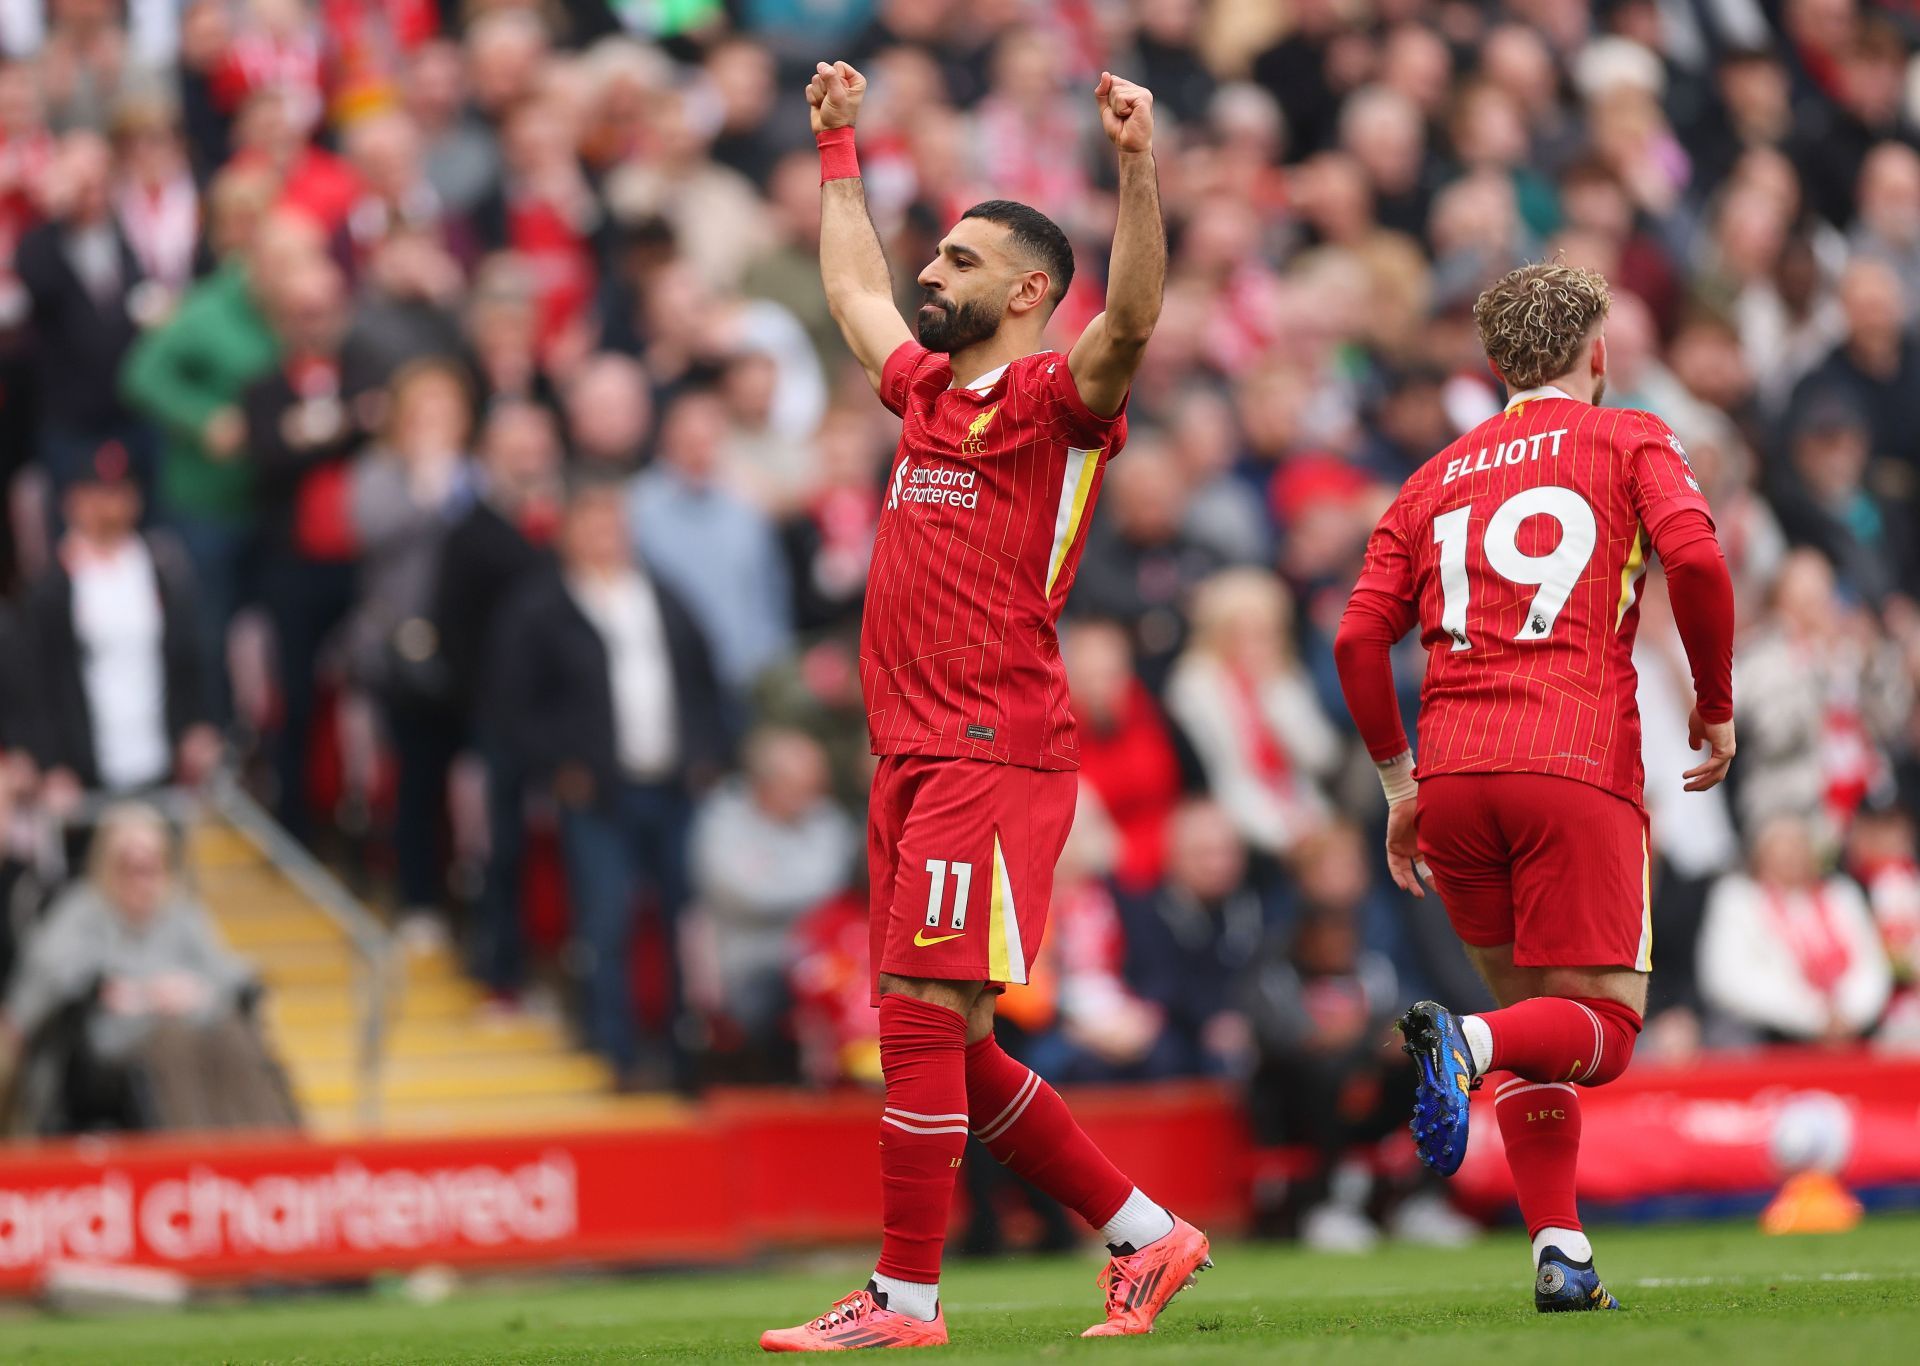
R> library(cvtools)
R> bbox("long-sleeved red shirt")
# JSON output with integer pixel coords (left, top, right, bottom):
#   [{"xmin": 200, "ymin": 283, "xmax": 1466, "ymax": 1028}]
[{"xmin": 1332, "ymin": 394, "xmax": 1735, "ymax": 807}]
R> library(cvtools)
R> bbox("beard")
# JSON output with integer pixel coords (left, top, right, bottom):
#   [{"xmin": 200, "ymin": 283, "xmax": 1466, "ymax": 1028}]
[
  {"xmin": 1592, "ymin": 371, "xmax": 1607, "ymax": 405},
  {"xmin": 915, "ymin": 291, "xmax": 1003, "ymax": 352}
]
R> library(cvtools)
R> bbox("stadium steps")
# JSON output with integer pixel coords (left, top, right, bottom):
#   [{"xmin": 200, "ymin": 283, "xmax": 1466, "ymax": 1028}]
[
  {"xmin": 302, "ymin": 1091, "xmax": 690, "ymax": 1139},
  {"xmin": 271, "ymin": 1014, "xmax": 560, "ymax": 1065},
  {"xmin": 289, "ymin": 1051, "xmax": 615, "ymax": 1109},
  {"xmin": 185, "ymin": 820, "xmax": 622, "ymax": 1139}
]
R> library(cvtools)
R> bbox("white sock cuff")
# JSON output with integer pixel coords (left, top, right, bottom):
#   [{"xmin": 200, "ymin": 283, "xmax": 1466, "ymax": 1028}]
[
  {"xmin": 870, "ymin": 1271, "xmax": 939, "ymax": 1322},
  {"xmin": 1461, "ymin": 1014, "xmax": 1494, "ymax": 1077},
  {"xmin": 1098, "ymin": 1187, "xmax": 1175, "ymax": 1250},
  {"xmin": 1531, "ymin": 1226, "xmax": 1592, "ymax": 1268}
]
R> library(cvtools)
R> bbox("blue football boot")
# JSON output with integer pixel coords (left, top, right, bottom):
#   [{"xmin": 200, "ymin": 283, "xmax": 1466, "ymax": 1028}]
[
  {"xmin": 1534, "ymin": 1247, "xmax": 1623, "ymax": 1312},
  {"xmin": 1398, "ymin": 1000, "xmax": 1477, "ymax": 1176}
]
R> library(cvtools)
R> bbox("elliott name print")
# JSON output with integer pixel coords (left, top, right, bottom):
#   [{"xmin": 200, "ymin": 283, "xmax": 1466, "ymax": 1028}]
[{"xmin": 1442, "ymin": 428, "xmax": 1569, "ymax": 485}]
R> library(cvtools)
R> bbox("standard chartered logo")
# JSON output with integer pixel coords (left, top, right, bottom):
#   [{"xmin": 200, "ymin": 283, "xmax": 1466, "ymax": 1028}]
[{"xmin": 888, "ymin": 460, "xmax": 979, "ymax": 510}]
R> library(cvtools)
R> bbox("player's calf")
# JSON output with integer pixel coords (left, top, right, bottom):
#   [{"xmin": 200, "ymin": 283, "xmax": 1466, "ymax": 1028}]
[
  {"xmin": 1491, "ymin": 1074, "xmax": 1620, "ymax": 1309},
  {"xmin": 870, "ymin": 987, "xmax": 978, "ymax": 1324},
  {"xmin": 964, "ymin": 1037, "xmax": 1148, "ymax": 1237},
  {"xmin": 964, "ymin": 1035, "xmax": 1213, "ymax": 1335}
]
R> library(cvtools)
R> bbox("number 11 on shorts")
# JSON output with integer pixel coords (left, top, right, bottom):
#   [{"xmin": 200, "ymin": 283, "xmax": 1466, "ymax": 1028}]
[{"xmin": 924, "ymin": 858, "xmax": 973, "ymax": 930}]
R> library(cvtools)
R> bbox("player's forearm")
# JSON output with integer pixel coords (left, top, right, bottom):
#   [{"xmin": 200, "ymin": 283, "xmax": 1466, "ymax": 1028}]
[
  {"xmin": 819, "ymin": 174, "xmax": 894, "ymax": 321},
  {"xmin": 1102, "ymin": 151, "xmax": 1165, "ymax": 344},
  {"xmin": 1655, "ymin": 512, "xmax": 1735, "ymax": 723},
  {"xmin": 1334, "ymin": 589, "xmax": 1414, "ymax": 763}
]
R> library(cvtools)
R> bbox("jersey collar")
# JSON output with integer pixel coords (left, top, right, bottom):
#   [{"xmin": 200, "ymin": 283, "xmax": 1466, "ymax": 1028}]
[
  {"xmin": 961, "ymin": 363, "xmax": 1010, "ymax": 393},
  {"xmin": 1504, "ymin": 384, "xmax": 1582, "ymax": 410},
  {"xmin": 954, "ymin": 351, "xmax": 1049, "ymax": 394}
]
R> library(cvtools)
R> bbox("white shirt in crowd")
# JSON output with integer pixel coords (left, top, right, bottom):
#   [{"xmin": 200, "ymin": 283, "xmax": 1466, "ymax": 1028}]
[
  {"xmin": 1698, "ymin": 873, "xmax": 1893, "ymax": 1040},
  {"xmin": 63, "ymin": 221, "xmax": 120, "ymax": 306},
  {"xmin": 72, "ymin": 537, "xmax": 169, "ymax": 791},
  {"xmin": 1635, "ymin": 621, "xmax": 1740, "ymax": 880},
  {"xmin": 0, "ymin": 0, "xmax": 179, "ymax": 66},
  {"xmin": 568, "ymin": 568, "xmax": 677, "ymax": 782}
]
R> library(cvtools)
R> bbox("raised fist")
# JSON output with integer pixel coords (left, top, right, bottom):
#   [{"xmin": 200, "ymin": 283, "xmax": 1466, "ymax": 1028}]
[
  {"xmin": 806, "ymin": 61, "xmax": 867, "ymax": 134},
  {"xmin": 1095, "ymin": 71, "xmax": 1155, "ymax": 154}
]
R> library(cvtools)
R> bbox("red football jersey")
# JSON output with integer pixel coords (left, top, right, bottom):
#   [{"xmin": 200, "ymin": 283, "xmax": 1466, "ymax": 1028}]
[
  {"xmin": 863, "ymin": 340, "xmax": 1128, "ymax": 769},
  {"xmin": 1355, "ymin": 387, "xmax": 1712, "ymax": 807}
]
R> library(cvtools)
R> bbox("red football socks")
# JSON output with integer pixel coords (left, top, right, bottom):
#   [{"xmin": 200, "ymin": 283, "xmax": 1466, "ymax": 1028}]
[
  {"xmin": 1491, "ymin": 1072, "xmax": 1583, "ymax": 1238},
  {"xmin": 964, "ymin": 1036, "xmax": 1134, "ymax": 1230},
  {"xmin": 1477, "ymin": 996, "xmax": 1641, "ymax": 1086},
  {"xmin": 874, "ymin": 995, "xmax": 971, "ymax": 1284}
]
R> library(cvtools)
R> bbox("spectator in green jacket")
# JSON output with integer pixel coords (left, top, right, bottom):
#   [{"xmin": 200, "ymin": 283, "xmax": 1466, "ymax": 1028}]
[{"xmin": 119, "ymin": 177, "xmax": 328, "ymax": 718}]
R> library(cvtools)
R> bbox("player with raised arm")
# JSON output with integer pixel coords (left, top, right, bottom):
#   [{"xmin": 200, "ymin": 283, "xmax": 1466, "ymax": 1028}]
[
  {"xmin": 758, "ymin": 62, "xmax": 1209, "ymax": 1353},
  {"xmin": 1332, "ymin": 263, "xmax": 1737, "ymax": 1312}
]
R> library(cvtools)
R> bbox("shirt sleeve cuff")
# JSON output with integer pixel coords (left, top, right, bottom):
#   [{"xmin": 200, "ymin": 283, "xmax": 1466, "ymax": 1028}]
[{"xmin": 1052, "ymin": 359, "xmax": 1128, "ymax": 435}]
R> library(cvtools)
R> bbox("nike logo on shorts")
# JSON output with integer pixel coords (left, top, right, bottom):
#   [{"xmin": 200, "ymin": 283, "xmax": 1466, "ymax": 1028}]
[{"xmin": 913, "ymin": 930, "xmax": 965, "ymax": 947}]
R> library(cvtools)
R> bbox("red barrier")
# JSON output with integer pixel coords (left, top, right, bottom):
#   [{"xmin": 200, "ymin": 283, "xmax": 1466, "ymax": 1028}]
[
  {"xmin": 0, "ymin": 1124, "xmax": 747, "ymax": 1291},
  {"xmin": 1449, "ymin": 1050, "xmax": 1920, "ymax": 1210},
  {"xmin": 2, "ymin": 1055, "xmax": 1916, "ymax": 1293},
  {"xmin": 0, "ymin": 1083, "xmax": 1247, "ymax": 1292}
]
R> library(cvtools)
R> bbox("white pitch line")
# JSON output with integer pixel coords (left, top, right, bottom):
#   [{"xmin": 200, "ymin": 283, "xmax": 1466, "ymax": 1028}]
[{"xmin": 1633, "ymin": 1270, "xmax": 1920, "ymax": 1288}]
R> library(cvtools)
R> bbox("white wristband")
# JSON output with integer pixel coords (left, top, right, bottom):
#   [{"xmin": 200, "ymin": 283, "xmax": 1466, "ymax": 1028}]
[{"xmin": 1376, "ymin": 751, "xmax": 1417, "ymax": 806}]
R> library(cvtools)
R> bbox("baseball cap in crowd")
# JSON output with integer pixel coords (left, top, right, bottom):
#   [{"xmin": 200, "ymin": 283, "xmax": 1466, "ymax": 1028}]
[
  {"xmin": 1792, "ymin": 390, "xmax": 1868, "ymax": 444},
  {"xmin": 72, "ymin": 439, "xmax": 138, "ymax": 490},
  {"xmin": 1269, "ymin": 451, "xmax": 1376, "ymax": 527}
]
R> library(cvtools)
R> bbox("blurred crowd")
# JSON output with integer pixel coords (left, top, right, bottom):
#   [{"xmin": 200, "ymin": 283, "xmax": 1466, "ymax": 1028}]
[{"xmin": 1, "ymin": 0, "xmax": 1920, "ymax": 1238}]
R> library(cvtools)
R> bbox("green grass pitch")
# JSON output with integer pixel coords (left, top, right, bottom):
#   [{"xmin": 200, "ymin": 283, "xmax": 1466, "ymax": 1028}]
[{"xmin": 5, "ymin": 1214, "xmax": 1917, "ymax": 1363}]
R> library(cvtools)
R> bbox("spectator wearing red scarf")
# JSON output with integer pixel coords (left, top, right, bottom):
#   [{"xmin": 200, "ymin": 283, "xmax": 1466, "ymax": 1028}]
[
  {"xmin": 227, "ymin": 86, "xmax": 361, "ymax": 234},
  {"xmin": 1064, "ymin": 618, "xmax": 1183, "ymax": 894},
  {"xmin": 472, "ymin": 97, "xmax": 602, "ymax": 356},
  {"xmin": 1163, "ymin": 569, "xmax": 1341, "ymax": 862},
  {"xmin": 782, "ymin": 407, "xmax": 881, "ymax": 636},
  {"xmin": 0, "ymin": 60, "xmax": 55, "ymax": 292},
  {"xmin": 240, "ymin": 252, "xmax": 370, "ymax": 837},
  {"xmin": 211, "ymin": 0, "xmax": 326, "ymax": 136},
  {"xmin": 1700, "ymin": 813, "xmax": 1892, "ymax": 1043}
]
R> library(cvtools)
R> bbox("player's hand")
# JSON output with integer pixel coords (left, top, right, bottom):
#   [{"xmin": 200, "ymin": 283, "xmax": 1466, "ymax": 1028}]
[
  {"xmin": 1385, "ymin": 797, "xmax": 1428, "ymax": 899},
  {"xmin": 806, "ymin": 61, "xmax": 866, "ymax": 134},
  {"xmin": 1684, "ymin": 708, "xmax": 1736, "ymax": 792},
  {"xmin": 1095, "ymin": 72, "xmax": 1155, "ymax": 154}
]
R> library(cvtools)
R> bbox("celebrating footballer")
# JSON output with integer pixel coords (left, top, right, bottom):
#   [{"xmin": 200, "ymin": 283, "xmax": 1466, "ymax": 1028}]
[{"xmin": 759, "ymin": 61, "xmax": 1210, "ymax": 1352}]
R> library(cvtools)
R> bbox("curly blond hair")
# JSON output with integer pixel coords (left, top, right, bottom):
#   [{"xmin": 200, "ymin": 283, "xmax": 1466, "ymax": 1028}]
[{"xmin": 1472, "ymin": 262, "xmax": 1612, "ymax": 389}]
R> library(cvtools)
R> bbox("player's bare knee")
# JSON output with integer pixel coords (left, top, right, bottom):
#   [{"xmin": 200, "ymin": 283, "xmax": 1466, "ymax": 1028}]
[
  {"xmin": 1463, "ymin": 943, "xmax": 1540, "ymax": 1007},
  {"xmin": 1540, "ymin": 967, "xmax": 1648, "ymax": 1017},
  {"xmin": 964, "ymin": 992, "xmax": 997, "ymax": 1044},
  {"xmin": 876, "ymin": 973, "xmax": 987, "ymax": 1018}
]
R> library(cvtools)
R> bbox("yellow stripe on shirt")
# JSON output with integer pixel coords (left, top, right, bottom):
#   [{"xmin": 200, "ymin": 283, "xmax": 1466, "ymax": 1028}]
[
  {"xmin": 1616, "ymin": 523, "xmax": 1647, "ymax": 629},
  {"xmin": 1046, "ymin": 447, "xmax": 1101, "ymax": 595}
]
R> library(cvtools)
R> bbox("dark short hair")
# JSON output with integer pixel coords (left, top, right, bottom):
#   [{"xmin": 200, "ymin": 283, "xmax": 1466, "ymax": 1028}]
[{"xmin": 959, "ymin": 199, "xmax": 1075, "ymax": 306}]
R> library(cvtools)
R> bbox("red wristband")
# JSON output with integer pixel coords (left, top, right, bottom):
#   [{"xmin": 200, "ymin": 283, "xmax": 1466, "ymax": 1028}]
[{"xmin": 817, "ymin": 126, "xmax": 858, "ymax": 183}]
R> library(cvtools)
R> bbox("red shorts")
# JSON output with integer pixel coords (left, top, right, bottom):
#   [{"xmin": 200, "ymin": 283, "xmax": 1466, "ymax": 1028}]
[
  {"xmin": 868, "ymin": 755, "xmax": 1077, "ymax": 1001},
  {"xmin": 1415, "ymin": 773, "xmax": 1652, "ymax": 971}
]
